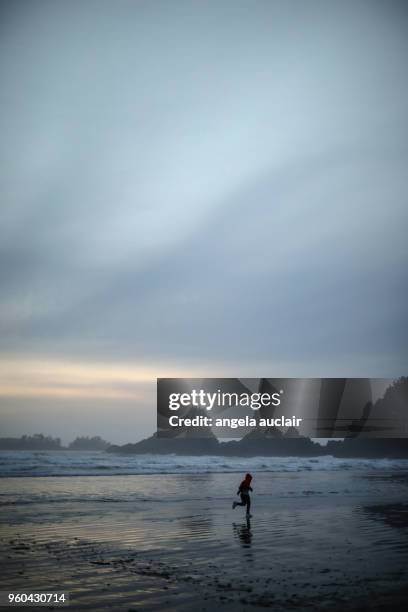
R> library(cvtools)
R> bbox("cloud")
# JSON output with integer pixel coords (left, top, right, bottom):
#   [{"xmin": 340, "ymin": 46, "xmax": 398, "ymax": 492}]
[{"xmin": 0, "ymin": 0, "xmax": 407, "ymax": 439}]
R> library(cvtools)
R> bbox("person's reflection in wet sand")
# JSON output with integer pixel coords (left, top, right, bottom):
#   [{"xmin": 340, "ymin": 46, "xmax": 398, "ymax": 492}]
[{"xmin": 233, "ymin": 517, "xmax": 253, "ymax": 562}]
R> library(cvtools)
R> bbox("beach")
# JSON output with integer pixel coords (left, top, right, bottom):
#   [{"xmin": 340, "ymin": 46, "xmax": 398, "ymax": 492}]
[{"xmin": 1, "ymin": 454, "xmax": 408, "ymax": 610}]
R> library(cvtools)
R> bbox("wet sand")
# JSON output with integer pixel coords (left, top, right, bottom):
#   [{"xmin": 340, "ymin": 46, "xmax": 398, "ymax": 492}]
[{"xmin": 1, "ymin": 471, "xmax": 408, "ymax": 610}]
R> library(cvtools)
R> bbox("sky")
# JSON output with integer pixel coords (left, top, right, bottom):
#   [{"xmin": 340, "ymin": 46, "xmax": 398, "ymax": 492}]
[{"xmin": 0, "ymin": 0, "xmax": 407, "ymax": 444}]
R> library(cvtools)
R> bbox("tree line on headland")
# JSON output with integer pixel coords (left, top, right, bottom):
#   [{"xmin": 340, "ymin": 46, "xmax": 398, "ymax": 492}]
[{"xmin": 0, "ymin": 434, "xmax": 110, "ymax": 451}]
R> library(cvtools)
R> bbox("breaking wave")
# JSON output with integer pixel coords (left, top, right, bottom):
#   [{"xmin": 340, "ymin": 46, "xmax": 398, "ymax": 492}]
[{"xmin": 1, "ymin": 450, "xmax": 408, "ymax": 477}]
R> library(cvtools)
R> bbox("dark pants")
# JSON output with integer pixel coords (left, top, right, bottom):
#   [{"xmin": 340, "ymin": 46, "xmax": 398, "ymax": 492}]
[{"xmin": 236, "ymin": 493, "xmax": 251, "ymax": 512}]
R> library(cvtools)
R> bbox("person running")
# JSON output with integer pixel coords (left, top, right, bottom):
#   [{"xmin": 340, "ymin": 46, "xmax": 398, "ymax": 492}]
[{"xmin": 232, "ymin": 473, "xmax": 253, "ymax": 517}]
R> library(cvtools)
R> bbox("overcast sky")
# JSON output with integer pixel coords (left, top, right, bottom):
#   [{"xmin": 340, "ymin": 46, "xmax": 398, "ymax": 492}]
[{"xmin": 0, "ymin": 0, "xmax": 407, "ymax": 443}]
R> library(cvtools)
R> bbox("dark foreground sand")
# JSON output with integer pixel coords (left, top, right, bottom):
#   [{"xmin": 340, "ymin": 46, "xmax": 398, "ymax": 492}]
[{"xmin": 1, "ymin": 470, "xmax": 408, "ymax": 610}]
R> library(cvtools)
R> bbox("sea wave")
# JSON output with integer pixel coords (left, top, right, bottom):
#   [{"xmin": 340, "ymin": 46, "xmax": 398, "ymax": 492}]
[{"xmin": 1, "ymin": 450, "xmax": 408, "ymax": 478}]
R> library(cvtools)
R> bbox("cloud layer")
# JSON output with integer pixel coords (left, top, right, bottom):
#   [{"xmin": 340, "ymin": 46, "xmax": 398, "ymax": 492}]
[{"xmin": 1, "ymin": 0, "xmax": 407, "ymax": 440}]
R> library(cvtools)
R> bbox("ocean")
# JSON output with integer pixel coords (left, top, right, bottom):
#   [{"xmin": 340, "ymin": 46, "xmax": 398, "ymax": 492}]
[
  {"xmin": 1, "ymin": 451, "xmax": 408, "ymax": 609},
  {"xmin": 1, "ymin": 450, "xmax": 408, "ymax": 478}
]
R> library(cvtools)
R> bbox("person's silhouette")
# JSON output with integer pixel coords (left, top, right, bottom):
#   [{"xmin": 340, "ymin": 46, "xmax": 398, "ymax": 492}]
[{"xmin": 232, "ymin": 473, "xmax": 253, "ymax": 517}]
